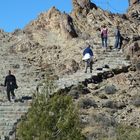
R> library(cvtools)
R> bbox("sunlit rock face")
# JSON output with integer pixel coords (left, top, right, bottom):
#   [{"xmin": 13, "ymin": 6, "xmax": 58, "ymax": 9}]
[{"xmin": 129, "ymin": 0, "xmax": 139, "ymax": 6}]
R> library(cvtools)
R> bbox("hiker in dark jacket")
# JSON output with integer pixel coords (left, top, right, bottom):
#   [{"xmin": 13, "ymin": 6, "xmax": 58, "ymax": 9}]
[
  {"xmin": 114, "ymin": 26, "xmax": 122, "ymax": 49},
  {"xmin": 83, "ymin": 44, "xmax": 93, "ymax": 73},
  {"xmin": 4, "ymin": 70, "xmax": 18, "ymax": 102},
  {"xmin": 83, "ymin": 45, "xmax": 93, "ymax": 57}
]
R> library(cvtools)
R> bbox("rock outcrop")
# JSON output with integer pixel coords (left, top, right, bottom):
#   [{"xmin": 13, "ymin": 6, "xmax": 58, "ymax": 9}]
[
  {"xmin": 129, "ymin": 0, "xmax": 139, "ymax": 6},
  {"xmin": 25, "ymin": 7, "xmax": 77, "ymax": 39},
  {"xmin": 128, "ymin": 1, "xmax": 140, "ymax": 23}
]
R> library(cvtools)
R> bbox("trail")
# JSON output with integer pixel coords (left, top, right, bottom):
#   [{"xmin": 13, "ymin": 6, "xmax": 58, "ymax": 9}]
[{"xmin": 0, "ymin": 44, "xmax": 131, "ymax": 139}]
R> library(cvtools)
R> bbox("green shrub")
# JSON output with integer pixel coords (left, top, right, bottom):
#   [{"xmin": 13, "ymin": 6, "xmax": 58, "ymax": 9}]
[
  {"xmin": 116, "ymin": 125, "xmax": 140, "ymax": 140},
  {"xmin": 100, "ymin": 125, "xmax": 140, "ymax": 140},
  {"xmin": 17, "ymin": 93, "xmax": 85, "ymax": 140},
  {"xmin": 105, "ymin": 85, "xmax": 117, "ymax": 95}
]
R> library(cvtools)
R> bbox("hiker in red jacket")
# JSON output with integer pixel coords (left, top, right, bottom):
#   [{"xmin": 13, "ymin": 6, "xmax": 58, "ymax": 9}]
[{"xmin": 101, "ymin": 24, "xmax": 108, "ymax": 48}]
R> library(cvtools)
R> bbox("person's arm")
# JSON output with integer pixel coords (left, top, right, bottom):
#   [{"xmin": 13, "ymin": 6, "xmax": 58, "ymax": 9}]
[
  {"xmin": 14, "ymin": 75, "xmax": 18, "ymax": 88},
  {"xmin": 101, "ymin": 29, "xmax": 103, "ymax": 34},
  {"xmin": 4, "ymin": 77, "xmax": 7, "ymax": 87},
  {"xmin": 91, "ymin": 50, "xmax": 93, "ymax": 56},
  {"xmin": 13, "ymin": 76, "xmax": 17, "ymax": 85},
  {"xmin": 83, "ymin": 48, "xmax": 86, "ymax": 56},
  {"xmin": 89, "ymin": 49, "xmax": 93, "ymax": 56},
  {"xmin": 106, "ymin": 28, "xmax": 108, "ymax": 35}
]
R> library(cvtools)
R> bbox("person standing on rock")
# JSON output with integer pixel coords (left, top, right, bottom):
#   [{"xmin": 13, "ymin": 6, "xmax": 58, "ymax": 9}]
[
  {"xmin": 101, "ymin": 24, "xmax": 108, "ymax": 48},
  {"xmin": 114, "ymin": 25, "xmax": 122, "ymax": 50},
  {"xmin": 4, "ymin": 70, "xmax": 18, "ymax": 102},
  {"xmin": 82, "ymin": 43, "xmax": 93, "ymax": 73}
]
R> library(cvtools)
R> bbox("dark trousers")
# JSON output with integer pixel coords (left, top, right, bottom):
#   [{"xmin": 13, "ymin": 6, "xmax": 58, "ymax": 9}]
[
  {"xmin": 101, "ymin": 37, "xmax": 107, "ymax": 48},
  {"xmin": 114, "ymin": 36, "xmax": 121, "ymax": 49},
  {"xmin": 7, "ymin": 89, "xmax": 15, "ymax": 101},
  {"xmin": 85, "ymin": 59, "xmax": 92, "ymax": 73}
]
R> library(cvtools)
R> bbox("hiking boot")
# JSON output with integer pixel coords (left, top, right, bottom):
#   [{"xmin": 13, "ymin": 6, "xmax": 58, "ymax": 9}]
[{"xmin": 12, "ymin": 96, "xmax": 15, "ymax": 100}]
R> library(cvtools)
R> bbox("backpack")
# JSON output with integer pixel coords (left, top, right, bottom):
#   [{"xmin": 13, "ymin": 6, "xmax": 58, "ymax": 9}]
[{"xmin": 101, "ymin": 28, "xmax": 108, "ymax": 37}]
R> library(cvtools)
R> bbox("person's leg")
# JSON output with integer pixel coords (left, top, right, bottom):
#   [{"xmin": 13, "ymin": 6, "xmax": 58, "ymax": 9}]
[
  {"xmin": 7, "ymin": 89, "xmax": 11, "ymax": 102},
  {"xmin": 114, "ymin": 37, "xmax": 118, "ymax": 49},
  {"xmin": 85, "ymin": 60, "xmax": 88, "ymax": 73},
  {"xmin": 11, "ymin": 90, "xmax": 15, "ymax": 99},
  {"xmin": 101, "ymin": 37, "xmax": 104, "ymax": 47},
  {"xmin": 90, "ymin": 61, "xmax": 93, "ymax": 73},
  {"xmin": 105, "ymin": 37, "xmax": 108, "ymax": 48},
  {"xmin": 118, "ymin": 37, "xmax": 121, "ymax": 49}
]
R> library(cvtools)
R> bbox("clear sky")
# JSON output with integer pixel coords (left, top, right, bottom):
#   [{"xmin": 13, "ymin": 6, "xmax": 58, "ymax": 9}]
[{"xmin": 0, "ymin": 0, "xmax": 129, "ymax": 32}]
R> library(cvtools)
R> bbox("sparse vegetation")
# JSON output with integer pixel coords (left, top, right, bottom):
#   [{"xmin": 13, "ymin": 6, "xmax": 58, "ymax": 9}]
[
  {"xmin": 105, "ymin": 84, "xmax": 117, "ymax": 95},
  {"xmin": 100, "ymin": 125, "xmax": 140, "ymax": 140},
  {"xmin": 116, "ymin": 125, "xmax": 140, "ymax": 140},
  {"xmin": 17, "ymin": 74, "xmax": 85, "ymax": 140},
  {"xmin": 132, "ymin": 95, "xmax": 140, "ymax": 107}
]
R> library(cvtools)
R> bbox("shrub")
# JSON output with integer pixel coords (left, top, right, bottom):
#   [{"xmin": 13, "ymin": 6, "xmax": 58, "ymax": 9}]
[
  {"xmin": 104, "ymin": 85, "xmax": 117, "ymax": 95},
  {"xmin": 17, "ymin": 94, "xmax": 85, "ymax": 140},
  {"xmin": 116, "ymin": 125, "xmax": 140, "ymax": 140},
  {"xmin": 132, "ymin": 95, "xmax": 140, "ymax": 107},
  {"xmin": 17, "ymin": 72, "xmax": 85, "ymax": 140},
  {"xmin": 78, "ymin": 98, "xmax": 97, "ymax": 109}
]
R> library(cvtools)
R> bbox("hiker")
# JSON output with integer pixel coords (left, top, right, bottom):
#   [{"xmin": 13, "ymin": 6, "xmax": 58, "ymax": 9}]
[
  {"xmin": 4, "ymin": 70, "xmax": 18, "ymax": 102},
  {"xmin": 114, "ymin": 26, "xmax": 122, "ymax": 49},
  {"xmin": 82, "ymin": 43, "xmax": 93, "ymax": 73},
  {"xmin": 101, "ymin": 24, "xmax": 108, "ymax": 48}
]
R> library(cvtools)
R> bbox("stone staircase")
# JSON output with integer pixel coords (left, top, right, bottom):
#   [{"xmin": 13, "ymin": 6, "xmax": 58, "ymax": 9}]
[
  {"xmin": 0, "ymin": 102, "xmax": 30, "ymax": 140},
  {"xmin": 0, "ymin": 44, "xmax": 131, "ymax": 139},
  {"xmin": 0, "ymin": 44, "xmax": 37, "ymax": 140},
  {"xmin": 57, "ymin": 49, "xmax": 131, "ymax": 89}
]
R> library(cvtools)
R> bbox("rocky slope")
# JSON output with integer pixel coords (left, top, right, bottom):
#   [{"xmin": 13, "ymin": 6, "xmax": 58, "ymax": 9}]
[
  {"xmin": 3, "ymin": 0, "xmax": 138, "ymax": 76},
  {"xmin": 0, "ymin": 0, "xmax": 140, "ymax": 139}
]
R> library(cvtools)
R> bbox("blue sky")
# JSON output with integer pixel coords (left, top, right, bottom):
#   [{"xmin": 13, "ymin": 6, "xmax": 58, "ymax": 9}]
[{"xmin": 0, "ymin": 0, "xmax": 129, "ymax": 32}]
